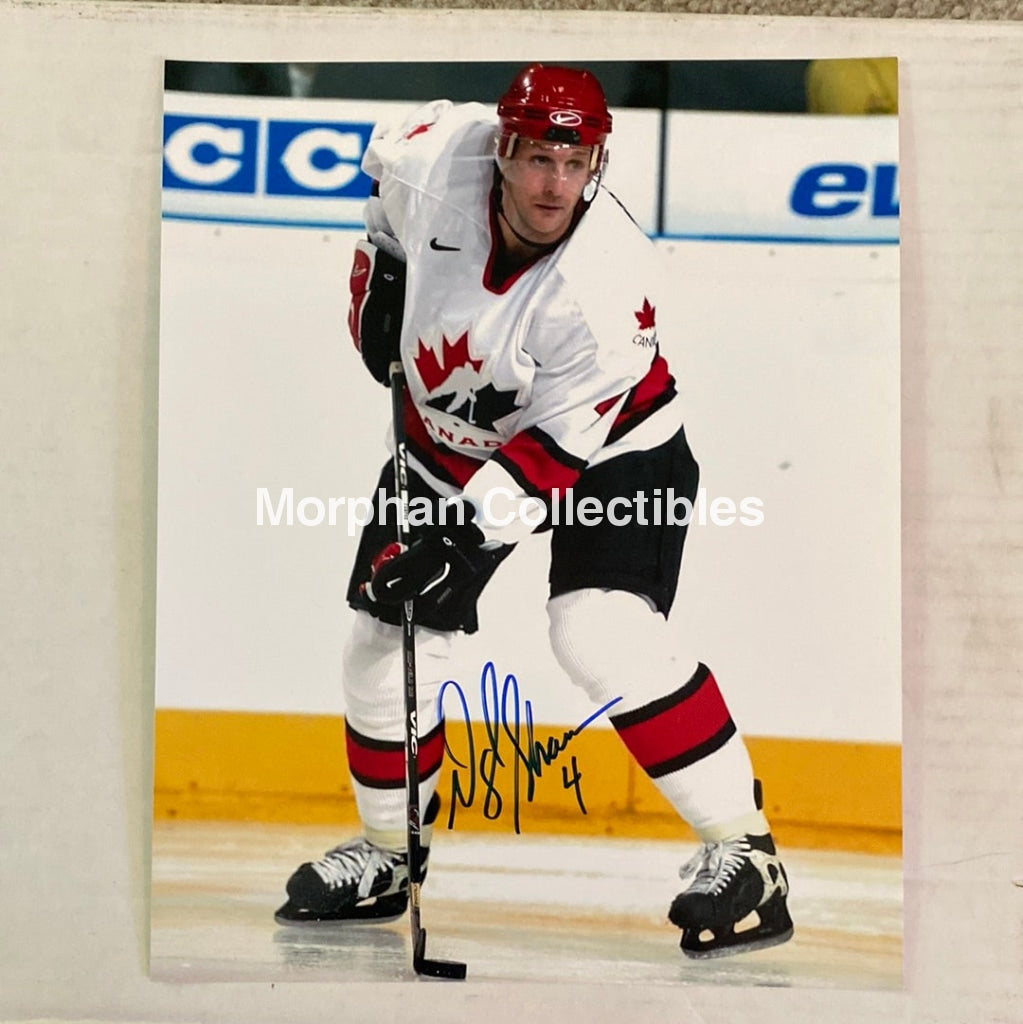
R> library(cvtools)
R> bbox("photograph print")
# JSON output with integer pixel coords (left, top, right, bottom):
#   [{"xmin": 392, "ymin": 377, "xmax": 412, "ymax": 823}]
[{"xmin": 152, "ymin": 55, "xmax": 902, "ymax": 988}]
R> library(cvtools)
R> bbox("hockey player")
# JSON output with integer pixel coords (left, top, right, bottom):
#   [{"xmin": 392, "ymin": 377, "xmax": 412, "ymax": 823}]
[{"xmin": 275, "ymin": 64, "xmax": 793, "ymax": 959}]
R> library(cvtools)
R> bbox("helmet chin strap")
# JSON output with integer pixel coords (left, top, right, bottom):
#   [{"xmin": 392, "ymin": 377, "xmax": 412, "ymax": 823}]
[
  {"xmin": 498, "ymin": 202, "xmax": 562, "ymax": 250},
  {"xmin": 495, "ymin": 178, "xmax": 592, "ymax": 252}
]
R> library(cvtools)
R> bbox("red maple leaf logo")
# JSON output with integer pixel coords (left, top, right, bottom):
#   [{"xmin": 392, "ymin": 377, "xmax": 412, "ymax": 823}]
[
  {"xmin": 634, "ymin": 298, "xmax": 656, "ymax": 331},
  {"xmin": 403, "ymin": 120, "xmax": 436, "ymax": 141},
  {"xmin": 413, "ymin": 333, "xmax": 483, "ymax": 393}
]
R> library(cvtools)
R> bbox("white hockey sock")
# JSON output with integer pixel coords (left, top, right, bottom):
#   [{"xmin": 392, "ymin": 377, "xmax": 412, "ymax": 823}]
[
  {"xmin": 547, "ymin": 589, "xmax": 767, "ymax": 838},
  {"xmin": 647, "ymin": 732, "xmax": 768, "ymax": 839},
  {"xmin": 342, "ymin": 611, "xmax": 454, "ymax": 845}
]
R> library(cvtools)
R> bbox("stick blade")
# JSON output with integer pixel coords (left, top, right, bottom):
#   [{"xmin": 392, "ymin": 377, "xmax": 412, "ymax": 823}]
[
  {"xmin": 415, "ymin": 956, "xmax": 468, "ymax": 980},
  {"xmin": 413, "ymin": 928, "xmax": 467, "ymax": 980}
]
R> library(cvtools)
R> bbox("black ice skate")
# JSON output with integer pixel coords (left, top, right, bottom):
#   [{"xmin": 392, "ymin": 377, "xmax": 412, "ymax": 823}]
[
  {"xmin": 668, "ymin": 832, "xmax": 793, "ymax": 959},
  {"xmin": 275, "ymin": 792, "xmax": 440, "ymax": 925}
]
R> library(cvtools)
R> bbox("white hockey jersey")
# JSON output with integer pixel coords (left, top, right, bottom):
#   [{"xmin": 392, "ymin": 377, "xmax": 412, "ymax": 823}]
[{"xmin": 362, "ymin": 100, "xmax": 684, "ymax": 543}]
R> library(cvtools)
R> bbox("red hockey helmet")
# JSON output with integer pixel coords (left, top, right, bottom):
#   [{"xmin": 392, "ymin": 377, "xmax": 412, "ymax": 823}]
[{"xmin": 497, "ymin": 64, "xmax": 612, "ymax": 171}]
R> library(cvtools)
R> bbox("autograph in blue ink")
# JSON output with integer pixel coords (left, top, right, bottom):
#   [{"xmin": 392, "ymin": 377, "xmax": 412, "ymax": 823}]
[{"xmin": 437, "ymin": 661, "xmax": 622, "ymax": 834}]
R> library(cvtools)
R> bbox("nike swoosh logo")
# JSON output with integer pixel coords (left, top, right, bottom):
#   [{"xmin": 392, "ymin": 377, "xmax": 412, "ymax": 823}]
[{"xmin": 429, "ymin": 237, "xmax": 460, "ymax": 252}]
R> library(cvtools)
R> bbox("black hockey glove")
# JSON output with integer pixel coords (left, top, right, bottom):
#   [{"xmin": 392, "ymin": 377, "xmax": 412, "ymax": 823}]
[
  {"xmin": 363, "ymin": 516, "xmax": 504, "ymax": 624},
  {"xmin": 347, "ymin": 238, "xmax": 405, "ymax": 386}
]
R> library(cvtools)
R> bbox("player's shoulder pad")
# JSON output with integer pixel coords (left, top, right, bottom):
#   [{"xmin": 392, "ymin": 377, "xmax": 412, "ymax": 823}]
[
  {"xmin": 554, "ymin": 190, "xmax": 669, "ymax": 363},
  {"xmin": 363, "ymin": 100, "xmax": 494, "ymax": 183}
]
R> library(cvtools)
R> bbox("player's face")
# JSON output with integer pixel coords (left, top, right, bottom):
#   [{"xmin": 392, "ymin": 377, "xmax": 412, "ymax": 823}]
[{"xmin": 500, "ymin": 140, "xmax": 595, "ymax": 244}]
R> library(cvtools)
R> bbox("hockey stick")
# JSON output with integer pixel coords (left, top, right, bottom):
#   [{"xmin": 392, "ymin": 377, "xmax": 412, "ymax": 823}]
[{"xmin": 388, "ymin": 361, "xmax": 468, "ymax": 981}]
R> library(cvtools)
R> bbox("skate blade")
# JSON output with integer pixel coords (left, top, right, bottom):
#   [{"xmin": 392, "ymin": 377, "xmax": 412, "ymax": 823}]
[
  {"xmin": 274, "ymin": 894, "xmax": 408, "ymax": 926},
  {"xmin": 681, "ymin": 925, "xmax": 793, "ymax": 960},
  {"xmin": 677, "ymin": 888, "xmax": 795, "ymax": 960}
]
